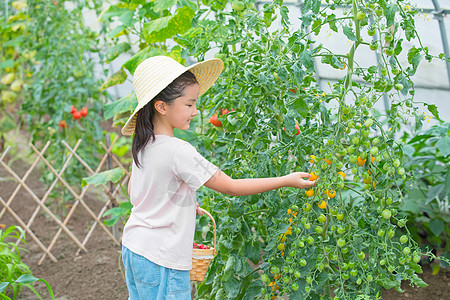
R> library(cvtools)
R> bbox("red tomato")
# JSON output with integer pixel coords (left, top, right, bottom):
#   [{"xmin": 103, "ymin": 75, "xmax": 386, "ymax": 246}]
[
  {"xmin": 59, "ymin": 120, "xmax": 67, "ymax": 128},
  {"xmin": 221, "ymin": 108, "xmax": 229, "ymax": 115},
  {"xmin": 70, "ymin": 105, "xmax": 77, "ymax": 114},
  {"xmin": 80, "ymin": 107, "xmax": 88, "ymax": 117},
  {"xmin": 72, "ymin": 111, "xmax": 82, "ymax": 120},
  {"xmin": 210, "ymin": 114, "xmax": 222, "ymax": 127},
  {"xmin": 289, "ymin": 88, "xmax": 296, "ymax": 94},
  {"xmin": 295, "ymin": 123, "xmax": 300, "ymax": 135}
]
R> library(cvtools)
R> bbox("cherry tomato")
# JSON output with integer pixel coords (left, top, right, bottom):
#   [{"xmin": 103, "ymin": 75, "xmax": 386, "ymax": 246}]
[
  {"xmin": 299, "ymin": 258, "xmax": 307, "ymax": 266},
  {"xmin": 261, "ymin": 274, "xmax": 269, "ymax": 283},
  {"xmin": 80, "ymin": 107, "xmax": 88, "ymax": 117},
  {"xmin": 317, "ymin": 214, "xmax": 326, "ymax": 223},
  {"xmin": 400, "ymin": 235, "xmax": 408, "ymax": 244},
  {"xmin": 209, "ymin": 114, "xmax": 223, "ymax": 127},
  {"xmin": 337, "ymin": 238, "xmax": 346, "ymax": 248},
  {"xmin": 72, "ymin": 111, "xmax": 82, "ymax": 120},
  {"xmin": 303, "ymin": 203, "xmax": 311, "ymax": 212},
  {"xmin": 382, "ymin": 209, "xmax": 391, "ymax": 219}
]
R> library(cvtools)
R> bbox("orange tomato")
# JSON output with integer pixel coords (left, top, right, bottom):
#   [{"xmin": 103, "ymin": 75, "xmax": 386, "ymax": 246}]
[
  {"xmin": 338, "ymin": 171, "xmax": 345, "ymax": 180},
  {"xmin": 309, "ymin": 155, "xmax": 316, "ymax": 163},
  {"xmin": 309, "ymin": 172, "xmax": 318, "ymax": 181},
  {"xmin": 323, "ymin": 158, "xmax": 332, "ymax": 165},
  {"xmin": 306, "ymin": 189, "xmax": 314, "ymax": 197},
  {"xmin": 328, "ymin": 190, "xmax": 337, "ymax": 198},
  {"xmin": 371, "ymin": 155, "xmax": 375, "ymax": 163},
  {"xmin": 357, "ymin": 156, "xmax": 366, "ymax": 166},
  {"xmin": 209, "ymin": 114, "xmax": 223, "ymax": 127},
  {"xmin": 318, "ymin": 200, "xmax": 327, "ymax": 209}
]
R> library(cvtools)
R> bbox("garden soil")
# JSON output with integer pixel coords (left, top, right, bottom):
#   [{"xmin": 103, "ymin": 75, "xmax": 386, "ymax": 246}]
[{"xmin": 1, "ymin": 157, "xmax": 449, "ymax": 300}]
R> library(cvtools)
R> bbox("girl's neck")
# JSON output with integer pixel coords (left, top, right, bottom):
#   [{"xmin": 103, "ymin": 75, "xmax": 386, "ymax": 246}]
[{"xmin": 152, "ymin": 115, "xmax": 174, "ymax": 137}]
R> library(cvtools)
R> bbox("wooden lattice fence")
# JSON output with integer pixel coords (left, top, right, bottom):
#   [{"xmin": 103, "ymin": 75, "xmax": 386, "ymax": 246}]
[{"xmin": 0, "ymin": 135, "xmax": 130, "ymax": 265}]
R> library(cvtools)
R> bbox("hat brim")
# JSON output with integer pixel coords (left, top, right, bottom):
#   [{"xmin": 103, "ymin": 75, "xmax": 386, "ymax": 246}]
[{"xmin": 121, "ymin": 58, "xmax": 224, "ymax": 136}]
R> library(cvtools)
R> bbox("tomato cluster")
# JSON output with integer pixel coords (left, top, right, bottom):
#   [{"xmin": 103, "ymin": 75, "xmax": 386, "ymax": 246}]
[
  {"xmin": 193, "ymin": 242, "xmax": 211, "ymax": 250},
  {"xmin": 209, "ymin": 108, "xmax": 234, "ymax": 127},
  {"xmin": 71, "ymin": 105, "xmax": 88, "ymax": 120}
]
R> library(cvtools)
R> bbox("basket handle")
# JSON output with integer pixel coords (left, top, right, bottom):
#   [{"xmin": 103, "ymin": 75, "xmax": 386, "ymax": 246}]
[{"xmin": 199, "ymin": 208, "xmax": 216, "ymax": 254}]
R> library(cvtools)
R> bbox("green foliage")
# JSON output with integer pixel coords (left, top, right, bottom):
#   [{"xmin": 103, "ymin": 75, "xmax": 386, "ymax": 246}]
[
  {"xmin": 0, "ymin": 225, "xmax": 54, "ymax": 299},
  {"xmin": 398, "ymin": 122, "xmax": 450, "ymax": 260},
  {"xmin": 99, "ymin": 0, "xmax": 448, "ymax": 299}
]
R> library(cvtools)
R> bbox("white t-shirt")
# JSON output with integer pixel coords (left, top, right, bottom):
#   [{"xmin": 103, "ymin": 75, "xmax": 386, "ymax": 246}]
[{"xmin": 122, "ymin": 135, "xmax": 218, "ymax": 270}]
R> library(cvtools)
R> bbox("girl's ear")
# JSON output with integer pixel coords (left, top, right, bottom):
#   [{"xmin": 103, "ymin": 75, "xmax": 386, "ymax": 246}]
[{"xmin": 154, "ymin": 100, "xmax": 166, "ymax": 115}]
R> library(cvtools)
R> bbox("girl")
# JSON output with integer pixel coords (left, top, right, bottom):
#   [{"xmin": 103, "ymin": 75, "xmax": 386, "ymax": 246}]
[{"xmin": 121, "ymin": 56, "xmax": 316, "ymax": 299}]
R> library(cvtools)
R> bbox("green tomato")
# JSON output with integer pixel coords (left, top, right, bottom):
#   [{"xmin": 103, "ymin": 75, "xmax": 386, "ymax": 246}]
[
  {"xmin": 394, "ymin": 83, "xmax": 404, "ymax": 91},
  {"xmin": 337, "ymin": 238, "xmax": 346, "ymax": 248},
  {"xmin": 348, "ymin": 145, "xmax": 356, "ymax": 154},
  {"xmin": 380, "ymin": 259, "xmax": 386, "ymax": 266},
  {"xmin": 373, "ymin": 137, "xmax": 380, "ymax": 145},
  {"xmin": 397, "ymin": 167, "xmax": 405, "ymax": 176},
  {"xmin": 398, "ymin": 219, "xmax": 406, "ymax": 228},
  {"xmin": 341, "ymin": 246, "xmax": 349, "ymax": 254},
  {"xmin": 403, "ymin": 247, "xmax": 411, "ymax": 255},
  {"xmin": 364, "ymin": 118, "xmax": 374, "ymax": 127},
  {"xmin": 315, "ymin": 226, "xmax": 324, "ymax": 234},
  {"xmin": 350, "ymin": 269, "xmax": 358, "ymax": 277},
  {"xmin": 385, "ymin": 33, "xmax": 393, "ymax": 42},
  {"xmin": 367, "ymin": 274, "xmax": 373, "ymax": 281},
  {"xmin": 295, "ymin": 270, "xmax": 301, "ymax": 278},
  {"xmin": 400, "ymin": 235, "xmax": 408, "ymax": 244},
  {"xmin": 337, "ymin": 226, "xmax": 346, "ymax": 234},
  {"xmin": 378, "ymin": 229, "xmax": 385, "ymax": 237},
  {"xmin": 307, "ymin": 236, "xmax": 314, "ymax": 245},
  {"xmin": 342, "ymin": 272, "xmax": 350, "ymax": 280},
  {"xmin": 375, "ymin": 7, "xmax": 384, "ymax": 17},
  {"xmin": 337, "ymin": 213, "xmax": 344, "ymax": 221},
  {"xmin": 356, "ymin": 11, "xmax": 366, "ymax": 21},
  {"xmin": 392, "ymin": 67, "xmax": 400, "ymax": 75},
  {"xmin": 382, "ymin": 209, "xmax": 392, "ymax": 220},
  {"xmin": 231, "ymin": 1, "xmax": 245, "ymax": 12},
  {"xmin": 299, "ymin": 258, "xmax": 307, "ymax": 266},
  {"xmin": 351, "ymin": 167, "xmax": 358, "ymax": 174},
  {"xmin": 261, "ymin": 274, "xmax": 269, "ymax": 283},
  {"xmin": 360, "ymin": 151, "xmax": 368, "ymax": 159},
  {"xmin": 291, "ymin": 283, "xmax": 299, "ymax": 291},
  {"xmin": 370, "ymin": 146, "xmax": 379, "ymax": 155},
  {"xmin": 341, "ymin": 262, "xmax": 348, "ymax": 271},
  {"xmin": 330, "ymin": 206, "xmax": 338, "ymax": 215},
  {"xmin": 370, "ymin": 41, "xmax": 379, "ymax": 51},
  {"xmin": 357, "ymin": 251, "xmax": 365, "ymax": 260},
  {"xmin": 349, "ymin": 155, "xmax": 358, "ymax": 164},
  {"xmin": 386, "ymin": 47, "xmax": 394, "ymax": 56},
  {"xmin": 413, "ymin": 255, "xmax": 421, "ymax": 263},
  {"xmin": 306, "ymin": 275, "xmax": 313, "ymax": 284},
  {"xmin": 356, "ymin": 278, "xmax": 362, "ymax": 285},
  {"xmin": 303, "ymin": 203, "xmax": 311, "ymax": 212},
  {"xmin": 305, "ymin": 285, "xmax": 311, "ymax": 293},
  {"xmin": 388, "ymin": 228, "xmax": 395, "ymax": 238},
  {"xmin": 362, "ymin": 128, "xmax": 370, "ymax": 138},
  {"xmin": 304, "ymin": 223, "xmax": 311, "ymax": 229},
  {"xmin": 348, "ymin": 261, "xmax": 356, "ymax": 269},
  {"xmin": 380, "ymin": 68, "xmax": 388, "ymax": 76},
  {"xmin": 368, "ymin": 27, "xmax": 376, "ymax": 36},
  {"xmin": 318, "ymin": 214, "xmax": 327, "ymax": 223},
  {"xmin": 271, "ymin": 266, "xmax": 280, "ymax": 274}
]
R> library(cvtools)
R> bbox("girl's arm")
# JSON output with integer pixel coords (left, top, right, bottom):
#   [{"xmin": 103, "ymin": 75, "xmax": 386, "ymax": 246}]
[{"xmin": 204, "ymin": 170, "xmax": 316, "ymax": 196}]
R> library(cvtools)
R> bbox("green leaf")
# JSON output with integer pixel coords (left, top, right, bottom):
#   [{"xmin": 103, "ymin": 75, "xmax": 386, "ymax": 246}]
[
  {"xmin": 118, "ymin": 11, "xmax": 137, "ymax": 27},
  {"xmin": 154, "ymin": 0, "xmax": 177, "ymax": 13},
  {"xmin": 222, "ymin": 256, "xmax": 235, "ymax": 281},
  {"xmin": 429, "ymin": 219, "xmax": 444, "ymax": 236},
  {"xmin": 407, "ymin": 46, "xmax": 423, "ymax": 75},
  {"xmin": 425, "ymin": 103, "xmax": 441, "ymax": 121},
  {"xmin": 103, "ymin": 93, "xmax": 138, "ymax": 120},
  {"xmin": 98, "ymin": 5, "xmax": 131, "ymax": 23},
  {"xmin": 411, "ymin": 273, "xmax": 428, "ymax": 287},
  {"xmin": 0, "ymin": 282, "xmax": 9, "ymax": 293},
  {"xmin": 385, "ymin": 3, "xmax": 398, "ymax": 27},
  {"xmin": 222, "ymin": 275, "xmax": 240, "ymax": 299},
  {"xmin": 299, "ymin": 51, "xmax": 315, "ymax": 72},
  {"xmin": 436, "ymin": 136, "xmax": 450, "ymax": 157},
  {"xmin": 100, "ymin": 68, "xmax": 127, "ymax": 91},
  {"xmin": 15, "ymin": 274, "xmax": 38, "ymax": 284},
  {"xmin": 244, "ymin": 241, "xmax": 261, "ymax": 264},
  {"xmin": 107, "ymin": 25, "xmax": 127, "ymax": 38},
  {"xmin": 343, "ymin": 26, "xmax": 357, "ymax": 41},
  {"xmin": 143, "ymin": 6, "xmax": 195, "ymax": 43},
  {"xmin": 82, "ymin": 167, "xmax": 126, "ymax": 187},
  {"xmin": 105, "ymin": 43, "xmax": 132, "ymax": 64},
  {"xmin": 123, "ymin": 47, "xmax": 167, "ymax": 74},
  {"xmin": 0, "ymin": 59, "xmax": 14, "ymax": 69}
]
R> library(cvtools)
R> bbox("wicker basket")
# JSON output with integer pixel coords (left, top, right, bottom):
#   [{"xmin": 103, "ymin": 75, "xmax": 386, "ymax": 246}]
[{"xmin": 190, "ymin": 208, "xmax": 217, "ymax": 282}]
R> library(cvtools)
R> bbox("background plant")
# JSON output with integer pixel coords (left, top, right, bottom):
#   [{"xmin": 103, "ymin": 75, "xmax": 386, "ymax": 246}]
[
  {"xmin": 0, "ymin": 225, "xmax": 54, "ymax": 300},
  {"xmin": 397, "ymin": 122, "xmax": 450, "ymax": 273},
  {"xmin": 0, "ymin": 0, "xmax": 112, "ymax": 209}
]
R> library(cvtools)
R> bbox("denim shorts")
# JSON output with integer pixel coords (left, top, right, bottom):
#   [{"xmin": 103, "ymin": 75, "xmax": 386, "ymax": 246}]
[{"xmin": 122, "ymin": 246, "xmax": 191, "ymax": 300}]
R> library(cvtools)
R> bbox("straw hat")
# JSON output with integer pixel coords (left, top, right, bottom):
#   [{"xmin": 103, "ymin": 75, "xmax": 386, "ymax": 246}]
[{"xmin": 121, "ymin": 55, "xmax": 224, "ymax": 135}]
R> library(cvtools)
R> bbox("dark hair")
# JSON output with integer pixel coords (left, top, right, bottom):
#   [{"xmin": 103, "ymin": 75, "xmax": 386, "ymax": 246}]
[{"xmin": 132, "ymin": 70, "xmax": 198, "ymax": 168}]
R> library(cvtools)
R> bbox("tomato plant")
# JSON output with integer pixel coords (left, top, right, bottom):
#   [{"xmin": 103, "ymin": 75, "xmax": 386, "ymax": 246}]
[{"xmin": 99, "ymin": 0, "xmax": 448, "ymax": 298}]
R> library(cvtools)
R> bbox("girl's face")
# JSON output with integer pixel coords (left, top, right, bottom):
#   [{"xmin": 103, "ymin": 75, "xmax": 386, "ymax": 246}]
[{"xmin": 166, "ymin": 83, "xmax": 200, "ymax": 131}]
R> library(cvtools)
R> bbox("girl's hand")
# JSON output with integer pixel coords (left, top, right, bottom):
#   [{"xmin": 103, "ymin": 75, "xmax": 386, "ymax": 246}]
[
  {"xmin": 196, "ymin": 202, "xmax": 203, "ymax": 216},
  {"xmin": 283, "ymin": 172, "xmax": 317, "ymax": 189}
]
